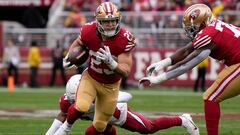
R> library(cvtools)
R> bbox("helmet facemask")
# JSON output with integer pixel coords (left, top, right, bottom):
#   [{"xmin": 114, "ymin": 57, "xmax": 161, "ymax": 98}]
[
  {"xmin": 183, "ymin": 23, "xmax": 201, "ymax": 40},
  {"xmin": 95, "ymin": 2, "xmax": 122, "ymax": 37},
  {"xmin": 182, "ymin": 4, "xmax": 214, "ymax": 40},
  {"xmin": 96, "ymin": 17, "xmax": 121, "ymax": 37}
]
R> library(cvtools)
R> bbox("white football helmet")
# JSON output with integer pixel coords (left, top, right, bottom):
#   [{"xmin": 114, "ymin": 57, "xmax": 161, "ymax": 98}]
[
  {"xmin": 182, "ymin": 4, "xmax": 215, "ymax": 39},
  {"xmin": 95, "ymin": 2, "xmax": 121, "ymax": 37},
  {"xmin": 65, "ymin": 74, "xmax": 81, "ymax": 103}
]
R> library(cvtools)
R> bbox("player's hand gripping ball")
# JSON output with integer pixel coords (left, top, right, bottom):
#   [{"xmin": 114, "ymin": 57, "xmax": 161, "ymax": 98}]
[{"xmin": 67, "ymin": 46, "xmax": 89, "ymax": 66}]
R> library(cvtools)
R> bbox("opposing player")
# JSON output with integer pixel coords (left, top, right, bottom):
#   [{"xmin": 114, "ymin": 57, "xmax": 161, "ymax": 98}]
[
  {"xmin": 46, "ymin": 74, "xmax": 199, "ymax": 135},
  {"xmin": 45, "ymin": 74, "xmax": 130, "ymax": 135},
  {"xmin": 140, "ymin": 4, "xmax": 240, "ymax": 135},
  {"xmin": 62, "ymin": 2, "xmax": 136, "ymax": 134}
]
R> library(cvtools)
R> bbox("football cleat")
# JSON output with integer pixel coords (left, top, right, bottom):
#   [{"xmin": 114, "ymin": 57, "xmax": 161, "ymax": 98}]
[{"xmin": 181, "ymin": 113, "xmax": 200, "ymax": 135}]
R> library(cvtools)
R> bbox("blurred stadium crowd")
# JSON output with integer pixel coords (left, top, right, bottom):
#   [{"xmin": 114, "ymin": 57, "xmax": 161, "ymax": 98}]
[{"xmin": 0, "ymin": 0, "xmax": 239, "ymax": 87}]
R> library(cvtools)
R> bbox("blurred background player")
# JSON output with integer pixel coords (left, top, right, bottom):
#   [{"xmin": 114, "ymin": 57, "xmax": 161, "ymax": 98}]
[
  {"xmin": 2, "ymin": 38, "xmax": 21, "ymax": 86},
  {"xmin": 27, "ymin": 40, "xmax": 42, "ymax": 88},
  {"xmin": 46, "ymin": 74, "xmax": 199, "ymax": 135},
  {"xmin": 62, "ymin": 2, "xmax": 136, "ymax": 134},
  {"xmin": 193, "ymin": 58, "xmax": 209, "ymax": 92},
  {"xmin": 49, "ymin": 40, "xmax": 67, "ymax": 86},
  {"xmin": 140, "ymin": 3, "xmax": 240, "ymax": 135}
]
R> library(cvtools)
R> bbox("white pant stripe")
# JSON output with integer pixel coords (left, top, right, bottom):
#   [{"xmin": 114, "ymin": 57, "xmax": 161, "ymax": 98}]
[
  {"xmin": 128, "ymin": 111, "xmax": 147, "ymax": 128},
  {"xmin": 209, "ymin": 67, "xmax": 240, "ymax": 101}
]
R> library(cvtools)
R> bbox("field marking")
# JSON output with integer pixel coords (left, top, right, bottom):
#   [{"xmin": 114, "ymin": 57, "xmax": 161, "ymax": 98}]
[
  {"xmin": 0, "ymin": 88, "xmax": 239, "ymax": 98},
  {"xmin": 1, "ymin": 109, "xmax": 240, "ymax": 120},
  {"xmin": 130, "ymin": 91, "xmax": 203, "ymax": 97}
]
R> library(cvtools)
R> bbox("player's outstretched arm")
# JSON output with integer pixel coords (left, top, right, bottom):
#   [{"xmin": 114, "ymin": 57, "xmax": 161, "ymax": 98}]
[
  {"xmin": 170, "ymin": 42, "xmax": 194, "ymax": 65},
  {"xmin": 165, "ymin": 49, "xmax": 211, "ymax": 80},
  {"xmin": 139, "ymin": 49, "xmax": 211, "ymax": 86},
  {"xmin": 147, "ymin": 42, "xmax": 193, "ymax": 76}
]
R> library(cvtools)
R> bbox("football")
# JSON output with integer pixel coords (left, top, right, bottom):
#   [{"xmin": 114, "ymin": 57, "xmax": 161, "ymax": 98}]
[{"xmin": 67, "ymin": 45, "xmax": 89, "ymax": 66}]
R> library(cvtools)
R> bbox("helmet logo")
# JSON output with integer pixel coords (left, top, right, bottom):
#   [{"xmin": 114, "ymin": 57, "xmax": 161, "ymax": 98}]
[{"xmin": 190, "ymin": 9, "xmax": 200, "ymax": 21}]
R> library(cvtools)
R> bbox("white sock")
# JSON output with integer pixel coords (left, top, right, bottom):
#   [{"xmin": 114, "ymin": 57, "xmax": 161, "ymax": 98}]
[
  {"xmin": 61, "ymin": 121, "xmax": 72, "ymax": 131},
  {"xmin": 179, "ymin": 116, "xmax": 187, "ymax": 126},
  {"xmin": 45, "ymin": 119, "xmax": 63, "ymax": 135}
]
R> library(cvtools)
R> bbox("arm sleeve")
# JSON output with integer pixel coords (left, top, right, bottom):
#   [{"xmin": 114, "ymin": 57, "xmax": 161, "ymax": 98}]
[{"xmin": 165, "ymin": 49, "xmax": 211, "ymax": 80}]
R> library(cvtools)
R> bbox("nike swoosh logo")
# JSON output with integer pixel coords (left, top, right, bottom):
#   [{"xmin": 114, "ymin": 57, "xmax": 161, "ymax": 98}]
[{"xmin": 190, "ymin": 121, "xmax": 198, "ymax": 130}]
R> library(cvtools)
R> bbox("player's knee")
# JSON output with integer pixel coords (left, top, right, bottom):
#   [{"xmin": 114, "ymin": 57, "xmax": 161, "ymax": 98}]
[
  {"xmin": 93, "ymin": 120, "xmax": 107, "ymax": 132},
  {"xmin": 75, "ymin": 100, "xmax": 90, "ymax": 112}
]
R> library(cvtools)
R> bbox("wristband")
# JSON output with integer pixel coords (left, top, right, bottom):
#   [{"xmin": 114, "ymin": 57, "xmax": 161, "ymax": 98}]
[
  {"xmin": 108, "ymin": 59, "xmax": 118, "ymax": 70},
  {"xmin": 161, "ymin": 58, "xmax": 172, "ymax": 67}
]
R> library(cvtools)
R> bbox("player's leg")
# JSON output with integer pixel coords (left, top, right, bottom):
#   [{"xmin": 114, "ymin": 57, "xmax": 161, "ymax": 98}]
[
  {"xmin": 85, "ymin": 124, "xmax": 117, "ymax": 135},
  {"xmin": 55, "ymin": 72, "xmax": 95, "ymax": 135},
  {"xmin": 91, "ymin": 81, "xmax": 120, "ymax": 133},
  {"xmin": 121, "ymin": 109, "xmax": 152, "ymax": 134},
  {"xmin": 150, "ymin": 115, "xmax": 182, "ymax": 132},
  {"xmin": 200, "ymin": 68, "xmax": 206, "ymax": 92},
  {"xmin": 194, "ymin": 69, "xmax": 201, "ymax": 92},
  {"xmin": 85, "ymin": 124, "xmax": 98, "ymax": 135},
  {"xmin": 203, "ymin": 64, "xmax": 240, "ymax": 135},
  {"xmin": 75, "ymin": 72, "xmax": 97, "ymax": 113},
  {"xmin": 49, "ymin": 109, "xmax": 75, "ymax": 135},
  {"xmin": 103, "ymin": 124, "xmax": 117, "ymax": 135},
  {"xmin": 45, "ymin": 112, "xmax": 66, "ymax": 135},
  {"xmin": 121, "ymin": 109, "xmax": 198, "ymax": 134}
]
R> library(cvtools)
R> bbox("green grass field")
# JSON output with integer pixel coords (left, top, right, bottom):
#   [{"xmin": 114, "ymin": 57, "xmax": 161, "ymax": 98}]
[{"xmin": 0, "ymin": 87, "xmax": 240, "ymax": 135}]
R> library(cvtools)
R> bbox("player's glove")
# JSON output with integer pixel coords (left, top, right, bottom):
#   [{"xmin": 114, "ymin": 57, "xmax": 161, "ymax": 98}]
[
  {"xmin": 146, "ymin": 58, "xmax": 172, "ymax": 76},
  {"xmin": 139, "ymin": 73, "xmax": 167, "ymax": 87},
  {"xmin": 63, "ymin": 53, "xmax": 76, "ymax": 69},
  {"xmin": 96, "ymin": 46, "xmax": 118, "ymax": 70}
]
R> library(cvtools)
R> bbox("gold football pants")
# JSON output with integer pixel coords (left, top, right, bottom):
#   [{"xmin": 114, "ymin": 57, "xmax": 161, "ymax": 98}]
[
  {"xmin": 203, "ymin": 64, "xmax": 240, "ymax": 102},
  {"xmin": 75, "ymin": 71, "xmax": 120, "ymax": 132}
]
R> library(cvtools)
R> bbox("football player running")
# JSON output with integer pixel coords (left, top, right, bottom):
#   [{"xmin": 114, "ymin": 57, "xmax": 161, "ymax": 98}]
[
  {"xmin": 140, "ymin": 4, "xmax": 240, "ymax": 135},
  {"xmin": 62, "ymin": 2, "xmax": 136, "ymax": 134},
  {"xmin": 46, "ymin": 74, "xmax": 199, "ymax": 135}
]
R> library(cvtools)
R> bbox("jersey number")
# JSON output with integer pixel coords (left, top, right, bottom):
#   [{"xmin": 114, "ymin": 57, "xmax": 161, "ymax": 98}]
[
  {"xmin": 89, "ymin": 50, "xmax": 114, "ymax": 75},
  {"xmin": 88, "ymin": 31, "xmax": 133, "ymax": 75},
  {"xmin": 215, "ymin": 21, "xmax": 240, "ymax": 38}
]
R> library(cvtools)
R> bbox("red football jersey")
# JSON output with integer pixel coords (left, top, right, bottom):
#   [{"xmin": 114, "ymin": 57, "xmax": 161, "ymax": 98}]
[
  {"xmin": 193, "ymin": 19, "xmax": 240, "ymax": 66},
  {"xmin": 79, "ymin": 21, "xmax": 136, "ymax": 83}
]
